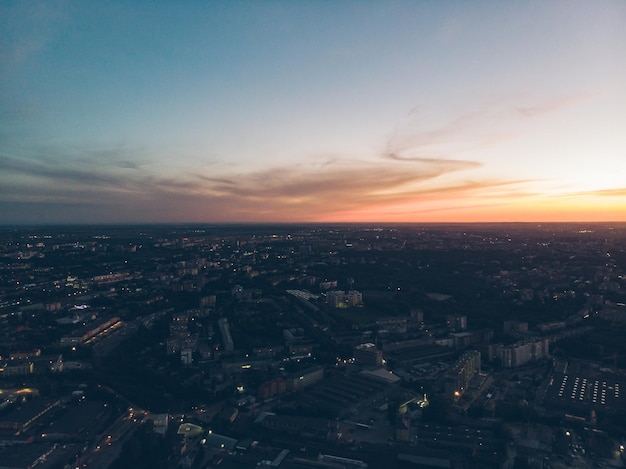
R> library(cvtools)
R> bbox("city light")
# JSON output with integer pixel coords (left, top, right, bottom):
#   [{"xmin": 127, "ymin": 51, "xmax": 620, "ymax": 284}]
[{"xmin": 2, "ymin": 221, "xmax": 626, "ymax": 467}]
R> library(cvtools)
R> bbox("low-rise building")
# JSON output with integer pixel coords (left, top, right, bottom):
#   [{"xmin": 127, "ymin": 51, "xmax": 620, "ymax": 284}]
[{"xmin": 354, "ymin": 343, "xmax": 383, "ymax": 367}]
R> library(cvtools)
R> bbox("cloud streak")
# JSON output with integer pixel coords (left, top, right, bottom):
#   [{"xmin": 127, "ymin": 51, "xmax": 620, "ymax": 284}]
[
  {"xmin": 516, "ymin": 92, "xmax": 598, "ymax": 118},
  {"xmin": 385, "ymin": 91, "xmax": 599, "ymax": 162},
  {"xmin": 0, "ymin": 92, "xmax": 611, "ymax": 224},
  {"xmin": 0, "ymin": 143, "xmax": 502, "ymax": 222},
  {"xmin": 570, "ymin": 187, "xmax": 626, "ymax": 198}
]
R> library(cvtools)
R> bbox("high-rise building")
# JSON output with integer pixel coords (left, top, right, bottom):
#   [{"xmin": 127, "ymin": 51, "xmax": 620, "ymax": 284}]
[
  {"xmin": 218, "ymin": 318, "xmax": 234, "ymax": 352},
  {"xmin": 445, "ymin": 350, "xmax": 481, "ymax": 398}
]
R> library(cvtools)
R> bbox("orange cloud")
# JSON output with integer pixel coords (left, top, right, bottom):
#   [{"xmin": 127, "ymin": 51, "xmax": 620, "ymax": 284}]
[
  {"xmin": 572, "ymin": 187, "xmax": 626, "ymax": 198},
  {"xmin": 1, "ymin": 91, "xmax": 615, "ymax": 224}
]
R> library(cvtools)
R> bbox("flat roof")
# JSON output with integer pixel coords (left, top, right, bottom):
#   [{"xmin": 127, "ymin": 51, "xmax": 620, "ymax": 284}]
[
  {"xmin": 545, "ymin": 371, "xmax": 626, "ymax": 411},
  {"xmin": 360, "ymin": 368, "xmax": 401, "ymax": 384}
]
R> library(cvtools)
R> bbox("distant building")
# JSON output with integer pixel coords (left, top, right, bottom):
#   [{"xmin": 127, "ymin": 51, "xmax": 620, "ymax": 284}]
[
  {"xmin": 255, "ymin": 412, "xmax": 337, "ymax": 441},
  {"xmin": 59, "ymin": 316, "xmax": 121, "ymax": 346},
  {"xmin": 150, "ymin": 413, "xmax": 169, "ymax": 435},
  {"xmin": 503, "ymin": 320, "xmax": 528, "ymax": 335},
  {"xmin": 449, "ymin": 331, "xmax": 476, "ymax": 349},
  {"xmin": 92, "ymin": 272, "xmax": 129, "ymax": 286},
  {"xmin": 446, "ymin": 314, "xmax": 467, "ymax": 332},
  {"xmin": 354, "ymin": 343, "xmax": 383, "ymax": 367},
  {"xmin": 445, "ymin": 350, "xmax": 481, "ymax": 398},
  {"xmin": 347, "ymin": 290, "xmax": 363, "ymax": 306},
  {"xmin": 359, "ymin": 368, "xmax": 401, "ymax": 384},
  {"xmin": 181, "ymin": 348, "xmax": 193, "ymax": 365},
  {"xmin": 520, "ymin": 289, "xmax": 534, "ymax": 301},
  {"xmin": 9, "ymin": 349, "xmax": 41, "ymax": 360},
  {"xmin": 288, "ymin": 366, "xmax": 324, "ymax": 391},
  {"xmin": 231, "ymin": 285, "xmax": 244, "ymax": 299},
  {"xmin": 327, "ymin": 290, "xmax": 345, "ymax": 308},
  {"xmin": 204, "ymin": 431, "xmax": 238, "ymax": 452},
  {"xmin": 537, "ymin": 321, "xmax": 566, "ymax": 333},
  {"xmin": 259, "ymin": 378, "xmax": 287, "ymax": 400},
  {"xmin": 218, "ymin": 318, "xmax": 234, "ymax": 352},
  {"xmin": 199, "ymin": 295, "xmax": 216, "ymax": 307},
  {"xmin": 0, "ymin": 360, "xmax": 34, "ymax": 377},
  {"xmin": 383, "ymin": 343, "xmax": 455, "ymax": 367},
  {"xmin": 166, "ymin": 337, "xmax": 180, "ymax": 355},
  {"xmin": 489, "ymin": 338, "xmax": 550, "ymax": 368},
  {"xmin": 0, "ymin": 399, "xmax": 61, "ymax": 434},
  {"xmin": 448, "ymin": 328, "xmax": 493, "ymax": 349},
  {"xmin": 177, "ymin": 422, "xmax": 204, "ymax": 438},
  {"xmin": 167, "ymin": 312, "xmax": 194, "ymax": 355},
  {"xmin": 411, "ymin": 309, "xmax": 424, "ymax": 323},
  {"xmin": 327, "ymin": 290, "xmax": 363, "ymax": 308}
]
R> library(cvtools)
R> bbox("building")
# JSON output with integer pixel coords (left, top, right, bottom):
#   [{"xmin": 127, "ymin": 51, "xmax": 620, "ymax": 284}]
[
  {"xmin": 181, "ymin": 348, "xmax": 193, "ymax": 366},
  {"xmin": 0, "ymin": 399, "xmax": 61, "ymax": 434},
  {"xmin": 445, "ymin": 350, "xmax": 481, "ymax": 398},
  {"xmin": 218, "ymin": 317, "xmax": 234, "ymax": 352},
  {"xmin": 167, "ymin": 312, "xmax": 198, "ymax": 355},
  {"xmin": 59, "ymin": 316, "xmax": 121, "ymax": 346},
  {"xmin": 411, "ymin": 309, "xmax": 424, "ymax": 323},
  {"xmin": 170, "ymin": 312, "xmax": 190, "ymax": 336},
  {"xmin": 353, "ymin": 343, "xmax": 383, "ymax": 367},
  {"xmin": 346, "ymin": 290, "xmax": 363, "ymax": 307},
  {"xmin": 327, "ymin": 290, "xmax": 346, "ymax": 308},
  {"xmin": 255, "ymin": 412, "xmax": 337, "ymax": 441},
  {"xmin": 503, "ymin": 320, "xmax": 528, "ymax": 335},
  {"xmin": 489, "ymin": 338, "xmax": 550, "ymax": 368},
  {"xmin": 320, "ymin": 280, "xmax": 338, "ymax": 290},
  {"xmin": 0, "ymin": 360, "xmax": 34, "ymax": 377},
  {"xmin": 259, "ymin": 378, "xmax": 287, "ymax": 400},
  {"xmin": 446, "ymin": 314, "xmax": 467, "ymax": 332},
  {"xmin": 288, "ymin": 366, "xmax": 324, "ymax": 391},
  {"xmin": 383, "ymin": 343, "xmax": 455, "ymax": 367},
  {"xmin": 327, "ymin": 290, "xmax": 363, "ymax": 308}
]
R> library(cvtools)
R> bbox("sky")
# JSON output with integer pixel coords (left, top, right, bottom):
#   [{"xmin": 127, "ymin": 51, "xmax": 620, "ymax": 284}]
[{"xmin": 1, "ymin": 1, "xmax": 625, "ymax": 225}]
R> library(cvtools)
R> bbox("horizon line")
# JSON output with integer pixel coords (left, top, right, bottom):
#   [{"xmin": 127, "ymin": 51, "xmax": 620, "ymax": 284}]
[{"xmin": 2, "ymin": 220, "xmax": 626, "ymax": 229}]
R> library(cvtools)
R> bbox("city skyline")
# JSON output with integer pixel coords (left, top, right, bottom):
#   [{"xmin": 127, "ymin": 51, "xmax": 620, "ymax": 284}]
[{"xmin": 1, "ymin": 1, "xmax": 625, "ymax": 225}]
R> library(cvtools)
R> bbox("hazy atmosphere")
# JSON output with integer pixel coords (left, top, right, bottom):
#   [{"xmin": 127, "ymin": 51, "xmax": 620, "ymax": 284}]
[{"xmin": 2, "ymin": 1, "xmax": 625, "ymax": 224}]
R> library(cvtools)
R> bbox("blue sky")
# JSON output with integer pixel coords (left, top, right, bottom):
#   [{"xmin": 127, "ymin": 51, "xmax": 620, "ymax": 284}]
[{"xmin": 1, "ymin": 1, "xmax": 625, "ymax": 224}]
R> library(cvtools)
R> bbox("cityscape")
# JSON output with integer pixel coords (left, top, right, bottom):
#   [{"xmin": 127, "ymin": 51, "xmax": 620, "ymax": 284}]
[
  {"xmin": 2, "ymin": 2, "xmax": 626, "ymax": 468},
  {"xmin": 1, "ymin": 223, "xmax": 625, "ymax": 468}
]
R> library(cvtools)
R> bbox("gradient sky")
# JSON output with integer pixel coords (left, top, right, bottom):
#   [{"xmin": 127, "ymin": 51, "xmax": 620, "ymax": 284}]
[{"xmin": 1, "ymin": 1, "xmax": 625, "ymax": 225}]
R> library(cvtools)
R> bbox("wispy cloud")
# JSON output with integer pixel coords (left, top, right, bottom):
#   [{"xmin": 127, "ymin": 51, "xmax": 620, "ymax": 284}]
[
  {"xmin": 0, "ymin": 91, "xmax": 601, "ymax": 224},
  {"xmin": 516, "ymin": 92, "xmax": 598, "ymax": 118},
  {"xmin": 571, "ymin": 187, "xmax": 626, "ymax": 198},
  {"xmin": 384, "ymin": 152, "xmax": 482, "ymax": 171},
  {"xmin": 153, "ymin": 158, "xmax": 531, "ymax": 222},
  {"xmin": 0, "ymin": 145, "xmax": 507, "ymax": 222},
  {"xmin": 0, "ymin": 151, "xmax": 140, "ymax": 193},
  {"xmin": 385, "ymin": 91, "xmax": 598, "ymax": 164}
]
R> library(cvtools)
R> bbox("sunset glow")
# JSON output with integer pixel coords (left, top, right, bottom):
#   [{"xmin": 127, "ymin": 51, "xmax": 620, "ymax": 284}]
[{"xmin": 1, "ymin": 1, "xmax": 625, "ymax": 224}]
